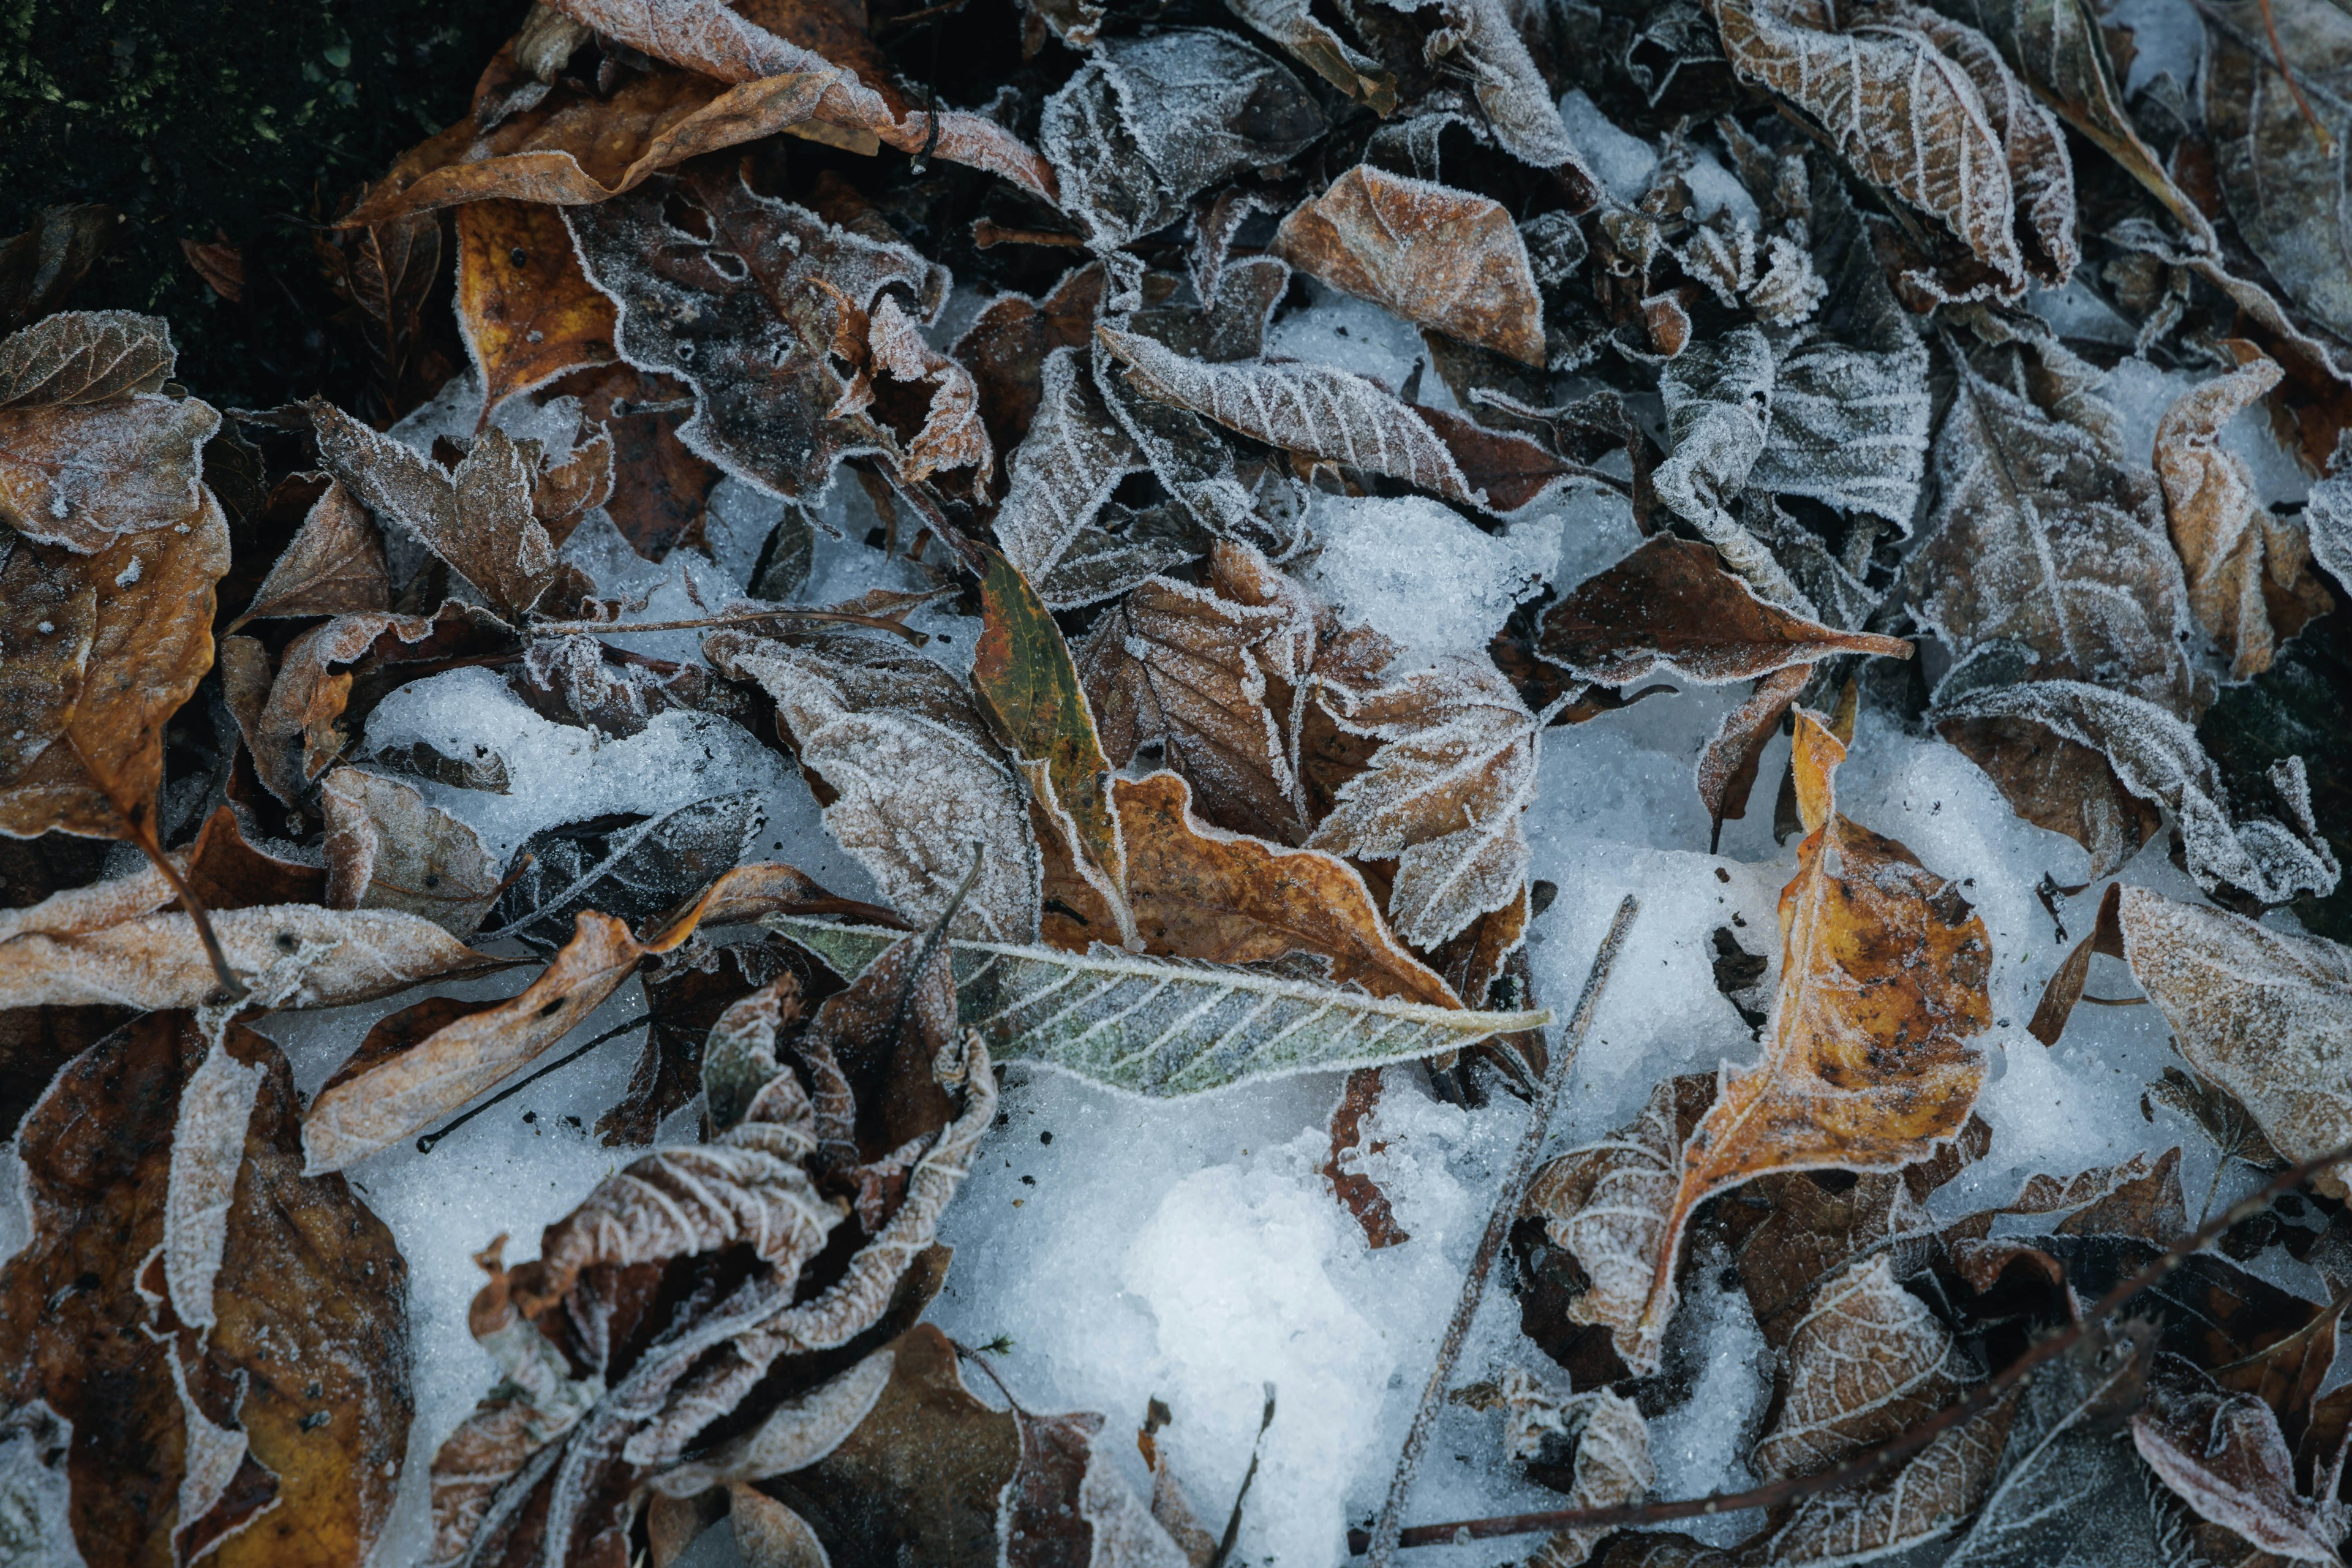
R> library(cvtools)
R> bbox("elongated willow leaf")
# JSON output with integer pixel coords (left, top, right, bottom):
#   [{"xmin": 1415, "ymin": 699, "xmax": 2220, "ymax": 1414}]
[{"xmin": 767, "ymin": 916, "xmax": 1549, "ymax": 1096}]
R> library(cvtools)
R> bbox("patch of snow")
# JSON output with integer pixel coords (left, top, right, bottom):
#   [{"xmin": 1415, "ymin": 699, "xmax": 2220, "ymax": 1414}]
[
  {"xmin": 1297, "ymin": 494, "xmax": 1558, "ymax": 668},
  {"xmin": 1266, "ymin": 281, "xmax": 1464, "ymax": 415},
  {"xmin": 1560, "ymin": 89, "xmax": 1658, "ymax": 205}
]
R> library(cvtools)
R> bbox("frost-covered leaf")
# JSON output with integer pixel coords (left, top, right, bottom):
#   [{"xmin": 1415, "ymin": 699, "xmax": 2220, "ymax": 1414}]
[
  {"xmin": 1041, "ymin": 30, "xmax": 1326, "ymax": 250},
  {"xmin": 2108, "ymin": 885, "xmax": 2352, "ymax": 1197},
  {"xmin": 2132, "ymin": 1354, "xmax": 2350, "ymax": 1562},
  {"xmin": 1937, "ymin": 681, "xmax": 2339, "ymax": 905},
  {"xmin": 0, "ymin": 309, "xmax": 175, "ymax": 408},
  {"xmin": 0, "ymin": 902, "xmax": 490, "ymax": 1012},
  {"xmin": 2154, "ymin": 353, "xmax": 2334, "ymax": 680},
  {"xmin": 486, "ymin": 791, "xmax": 766, "ymax": 944},
  {"xmin": 1537, "ymin": 535, "xmax": 1911, "ymax": 685},
  {"xmin": 1534, "ymin": 714, "xmax": 1991, "ymax": 1372},
  {"xmin": 2204, "ymin": 0, "xmax": 2352, "ymax": 344},
  {"xmin": 1709, "ymin": 0, "xmax": 2027, "ymax": 296},
  {"xmin": 706, "ymin": 631, "xmax": 1041, "ymax": 942},
  {"xmin": 1370, "ymin": 0, "xmax": 1598, "ymax": 182},
  {"xmin": 1937, "ymin": 694, "xmax": 2165, "ymax": 881},
  {"xmin": 1765, "ymin": 1388, "xmax": 2016, "ymax": 1566},
  {"xmin": 568, "ymin": 167, "xmax": 945, "ymax": 502},
  {"xmin": 542, "ymin": 0, "xmax": 1054, "ymax": 197},
  {"xmin": 1754, "ymin": 1255, "xmax": 1973, "ymax": 1480},
  {"xmin": 1304, "ymin": 655, "xmax": 1535, "ymax": 949},
  {"xmin": 774, "ymin": 912, "xmax": 1544, "ymax": 1095},
  {"xmin": 307, "ymin": 401, "xmax": 557, "ymax": 622},
  {"xmin": 1654, "ymin": 325, "xmax": 1803, "ymax": 605},
  {"xmin": 344, "ymin": 63, "xmax": 837, "ymax": 219},
  {"xmin": 1940, "ymin": 1321, "xmax": 2172, "ymax": 1567},
  {"xmin": 1077, "ymin": 540, "xmax": 1314, "ymax": 845},
  {"xmin": 1872, "ymin": 0, "xmax": 2077, "ymax": 285},
  {"xmin": 1224, "ymin": 0, "xmax": 1398, "ymax": 110},
  {"xmin": 1273, "ymin": 167, "xmax": 1546, "ymax": 366},
  {"xmin": 1697, "ymin": 664, "xmax": 1812, "ymax": 851},
  {"xmin": 233, "ymin": 478, "xmax": 390, "ymax": 628},
  {"xmin": 991, "ymin": 347, "xmax": 1144, "ymax": 593},
  {"xmin": 954, "ymin": 263, "xmax": 1109, "ymax": 465},
  {"xmin": 1494, "ymin": 1377, "xmax": 1654, "ymax": 1568},
  {"xmin": 1910, "ymin": 362, "xmax": 2206, "ymax": 717},
  {"xmin": 453, "ymin": 199, "xmax": 618, "ymax": 418},
  {"xmin": 1735, "ymin": 1161, "xmax": 1953, "ymax": 1346},
  {"xmin": 0, "ymin": 1014, "xmax": 411, "ymax": 1568},
  {"xmin": 1747, "ymin": 333, "xmax": 1931, "ymax": 532},
  {"xmin": 322, "ymin": 767, "xmax": 502, "ymax": 938},
  {"xmin": 0, "ymin": 494, "xmax": 229, "ymax": 842},
  {"xmin": 302, "ymin": 910, "xmax": 644, "ymax": 1172},
  {"xmin": 1097, "ymin": 326, "xmax": 1492, "ymax": 511},
  {"xmin": 857, "ymin": 293, "xmax": 993, "ymax": 489}
]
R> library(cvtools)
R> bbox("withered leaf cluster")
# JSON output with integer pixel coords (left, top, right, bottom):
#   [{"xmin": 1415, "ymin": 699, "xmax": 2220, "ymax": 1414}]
[{"xmin": 9, "ymin": 0, "xmax": 2352, "ymax": 1556}]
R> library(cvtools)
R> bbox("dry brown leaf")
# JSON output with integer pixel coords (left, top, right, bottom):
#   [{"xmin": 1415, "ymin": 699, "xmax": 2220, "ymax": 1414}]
[
  {"xmin": 1273, "ymin": 165, "xmax": 1545, "ymax": 366},
  {"xmin": 1076, "ymin": 540, "xmax": 1314, "ymax": 845},
  {"xmin": 2111, "ymin": 885, "xmax": 2352, "ymax": 1197},
  {"xmin": 704, "ymin": 631, "xmax": 1041, "ymax": 942},
  {"xmin": 862, "ymin": 293, "xmax": 993, "ymax": 488},
  {"xmin": 320, "ymin": 767, "xmax": 502, "ymax": 938},
  {"xmin": 542, "ymin": 0, "xmax": 1056, "ymax": 198},
  {"xmin": 302, "ymin": 911, "xmax": 643, "ymax": 1171},
  {"xmin": 548, "ymin": 363, "xmax": 721, "ymax": 560},
  {"xmin": 0, "ymin": 497, "xmax": 231, "ymax": 842},
  {"xmin": 953, "ymin": 263, "xmax": 1108, "ymax": 466},
  {"xmin": 0, "ymin": 1014, "xmax": 412, "ymax": 1568},
  {"xmin": 2131, "ymin": 1355, "xmax": 2350, "ymax": 1562},
  {"xmin": 1763, "ymin": 1387, "xmax": 2017, "ymax": 1566},
  {"xmin": 345, "ymin": 60, "xmax": 838, "ymax": 221},
  {"xmin": 1707, "ymin": 0, "xmax": 2027, "ymax": 297},
  {"xmin": 1533, "ymin": 713, "xmax": 1990, "ymax": 1372},
  {"xmin": 1115, "ymin": 769, "xmax": 1458, "ymax": 1007},
  {"xmin": 1753, "ymin": 1254, "xmax": 1973, "ymax": 1481},
  {"xmin": 1224, "ymin": 0, "xmax": 1398, "ymax": 110},
  {"xmin": 232, "ymin": 479, "xmax": 390, "ymax": 629},
  {"xmin": 0, "ymin": 314, "xmax": 217, "ymax": 556},
  {"xmin": 2154, "ymin": 352, "xmax": 2334, "ymax": 680},
  {"xmin": 1538, "ymin": 535, "xmax": 1911, "ymax": 686},
  {"xmin": 454, "ymin": 199, "xmax": 618, "ymax": 421},
  {"xmin": 1304, "ymin": 654, "xmax": 1535, "ymax": 949},
  {"xmin": 1937, "ymin": 705, "xmax": 2166, "ymax": 882},
  {"xmin": 1096, "ymin": 325, "xmax": 1496, "ymax": 511},
  {"xmin": 306, "ymin": 401, "xmax": 557, "ymax": 622},
  {"xmin": 1697, "ymin": 664, "xmax": 1811, "ymax": 852}
]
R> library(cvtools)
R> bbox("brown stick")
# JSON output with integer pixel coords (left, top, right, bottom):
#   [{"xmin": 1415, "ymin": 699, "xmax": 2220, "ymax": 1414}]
[
  {"xmin": 1346, "ymin": 1135, "xmax": 2352, "ymax": 1553},
  {"xmin": 1361, "ymin": 894, "xmax": 1640, "ymax": 1568}
]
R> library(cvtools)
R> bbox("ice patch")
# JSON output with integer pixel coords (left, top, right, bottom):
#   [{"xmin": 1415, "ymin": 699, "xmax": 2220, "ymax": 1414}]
[
  {"xmin": 1560, "ymin": 89, "xmax": 1659, "ymax": 204},
  {"xmin": 1298, "ymin": 494, "xmax": 1558, "ymax": 667}
]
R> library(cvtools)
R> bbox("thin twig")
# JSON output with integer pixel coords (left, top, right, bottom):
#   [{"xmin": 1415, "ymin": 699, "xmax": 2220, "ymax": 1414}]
[
  {"xmin": 530, "ymin": 607, "xmax": 930, "ymax": 642},
  {"xmin": 1361, "ymin": 894, "xmax": 1640, "ymax": 1568},
  {"xmin": 1347, "ymin": 1136, "xmax": 2352, "ymax": 1552},
  {"xmin": 415, "ymin": 1013, "xmax": 652, "ymax": 1153}
]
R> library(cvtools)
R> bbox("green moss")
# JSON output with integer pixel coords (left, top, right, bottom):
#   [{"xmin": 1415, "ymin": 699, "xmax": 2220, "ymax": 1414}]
[{"xmin": 0, "ymin": 0, "xmax": 519, "ymax": 407}]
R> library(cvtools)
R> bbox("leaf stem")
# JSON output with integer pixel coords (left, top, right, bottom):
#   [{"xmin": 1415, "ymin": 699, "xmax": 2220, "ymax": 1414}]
[
  {"xmin": 122, "ymin": 804, "xmax": 247, "ymax": 1003},
  {"xmin": 1346, "ymin": 1134, "xmax": 2352, "ymax": 1553},
  {"xmin": 530, "ymin": 607, "xmax": 932, "ymax": 642},
  {"xmin": 1360, "ymin": 894, "xmax": 1640, "ymax": 1568}
]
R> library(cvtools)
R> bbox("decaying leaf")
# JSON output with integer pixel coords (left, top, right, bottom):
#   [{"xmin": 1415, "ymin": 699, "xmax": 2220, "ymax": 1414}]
[
  {"xmin": 1697, "ymin": 664, "xmax": 1811, "ymax": 850},
  {"xmin": 320, "ymin": 767, "xmax": 502, "ymax": 938},
  {"xmin": 2132, "ymin": 1354, "xmax": 2350, "ymax": 1562},
  {"xmin": 1753, "ymin": 1255, "xmax": 1975, "ymax": 1480},
  {"xmin": 453, "ymin": 199, "xmax": 619, "ymax": 420},
  {"xmin": 1370, "ymin": 0, "xmax": 1597, "ymax": 180},
  {"xmin": 1529, "ymin": 712, "xmax": 1990, "ymax": 1372},
  {"xmin": 707, "ymin": 633, "xmax": 1039, "ymax": 943},
  {"xmin": 1224, "ymin": 0, "xmax": 1398, "ymax": 111},
  {"xmin": 2154, "ymin": 352, "xmax": 2334, "ymax": 680},
  {"xmin": 0, "ymin": 1014, "xmax": 412, "ymax": 1568},
  {"xmin": 1493, "ymin": 1374, "xmax": 1654, "ymax": 1568},
  {"xmin": 2204, "ymin": 0, "xmax": 2352, "ymax": 344},
  {"xmin": 1273, "ymin": 166, "xmax": 1546, "ymax": 366},
  {"xmin": 774, "ymin": 914, "xmax": 1547, "ymax": 1095},
  {"xmin": 1042, "ymin": 29, "xmax": 1327, "ymax": 250},
  {"xmin": 232, "ymin": 480, "xmax": 390, "ymax": 628},
  {"xmin": 568, "ymin": 167, "xmax": 947, "ymax": 502},
  {"xmin": 990, "ymin": 347, "xmax": 1150, "ymax": 602},
  {"xmin": 1537, "ymin": 535, "xmax": 1911, "ymax": 686}
]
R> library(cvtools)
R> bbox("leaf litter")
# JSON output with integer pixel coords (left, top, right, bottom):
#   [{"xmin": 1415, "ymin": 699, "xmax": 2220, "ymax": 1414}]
[{"xmin": 9, "ymin": 0, "xmax": 2352, "ymax": 1562}]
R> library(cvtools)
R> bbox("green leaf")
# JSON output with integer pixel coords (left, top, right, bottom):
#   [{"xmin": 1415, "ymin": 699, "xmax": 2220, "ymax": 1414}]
[{"xmin": 767, "ymin": 916, "xmax": 1551, "ymax": 1096}]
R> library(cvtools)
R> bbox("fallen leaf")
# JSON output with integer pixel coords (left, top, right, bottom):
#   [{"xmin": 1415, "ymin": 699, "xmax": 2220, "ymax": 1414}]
[
  {"xmin": 0, "ymin": 1013, "xmax": 412, "ymax": 1568},
  {"xmin": 311, "ymin": 209, "xmax": 447, "ymax": 424},
  {"xmin": 1368, "ymin": 0, "xmax": 1597, "ymax": 179},
  {"xmin": 2155, "ymin": 352, "xmax": 2334, "ymax": 680},
  {"xmin": 486, "ymin": 791, "xmax": 767, "ymax": 945},
  {"xmin": 1304, "ymin": 654, "xmax": 1537, "ymax": 948},
  {"xmin": 952, "ymin": 263, "xmax": 1108, "ymax": 464},
  {"xmin": 1224, "ymin": 0, "xmax": 1399, "ymax": 111},
  {"xmin": 1041, "ymin": 29, "xmax": 1327, "ymax": 249},
  {"xmin": 453, "ymin": 199, "xmax": 618, "ymax": 420},
  {"xmin": 0, "ymin": 205, "xmax": 119, "ymax": 333},
  {"xmin": 1537, "ymin": 535, "xmax": 1911, "ymax": 686},
  {"xmin": 990, "ymin": 347, "xmax": 1147, "ymax": 600},
  {"xmin": 706, "ymin": 631, "xmax": 1041, "ymax": 942},
  {"xmin": 320, "ymin": 767, "xmax": 502, "ymax": 938},
  {"xmin": 346, "ymin": 61, "xmax": 837, "ymax": 221},
  {"xmin": 1754, "ymin": 1254, "xmax": 1975, "ymax": 1480},
  {"xmin": 567, "ymin": 167, "xmax": 947, "ymax": 501},
  {"xmin": 1273, "ymin": 166, "xmax": 1547, "ymax": 366},
  {"xmin": 1097, "ymin": 325, "xmax": 1496, "ymax": 511},
  {"xmin": 774, "ymin": 913, "xmax": 1548, "ymax": 1095},
  {"xmin": 306, "ymin": 401, "xmax": 556, "ymax": 622},
  {"xmin": 2133, "ymin": 1353, "xmax": 2350, "ymax": 1561},
  {"xmin": 0, "ymin": 499, "xmax": 232, "ymax": 842},
  {"xmin": 1653, "ymin": 326, "xmax": 1802, "ymax": 607},
  {"xmin": 1708, "ymin": 0, "xmax": 2028, "ymax": 296},
  {"xmin": 2204, "ymin": 0, "xmax": 2352, "ymax": 343},
  {"xmin": 1697, "ymin": 664, "xmax": 1812, "ymax": 851},
  {"xmin": 860, "ymin": 293, "xmax": 993, "ymax": 489},
  {"xmin": 231, "ymin": 479, "xmax": 390, "ymax": 628},
  {"xmin": 1499, "ymin": 1377, "xmax": 1654, "ymax": 1568},
  {"xmin": 546, "ymin": 363, "xmax": 720, "ymax": 560},
  {"xmin": 1764, "ymin": 1385, "xmax": 2016, "ymax": 1566},
  {"xmin": 1937, "ymin": 698, "xmax": 2166, "ymax": 881}
]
